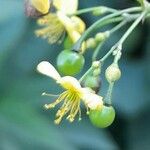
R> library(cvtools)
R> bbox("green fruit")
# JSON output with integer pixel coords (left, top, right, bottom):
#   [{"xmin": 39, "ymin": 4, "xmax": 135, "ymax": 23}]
[
  {"xmin": 89, "ymin": 105, "xmax": 115, "ymax": 128},
  {"xmin": 57, "ymin": 50, "xmax": 85, "ymax": 75}
]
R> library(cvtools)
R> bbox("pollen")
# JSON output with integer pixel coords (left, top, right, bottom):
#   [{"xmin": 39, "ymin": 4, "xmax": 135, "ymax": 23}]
[{"xmin": 35, "ymin": 14, "xmax": 65, "ymax": 44}]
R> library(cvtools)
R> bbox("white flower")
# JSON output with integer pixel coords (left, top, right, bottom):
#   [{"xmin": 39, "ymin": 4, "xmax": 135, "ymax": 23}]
[{"xmin": 37, "ymin": 61, "xmax": 103, "ymax": 124}]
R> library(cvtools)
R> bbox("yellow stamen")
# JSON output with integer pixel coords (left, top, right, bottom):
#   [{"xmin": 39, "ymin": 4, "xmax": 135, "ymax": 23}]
[
  {"xmin": 35, "ymin": 14, "xmax": 64, "ymax": 44},
  {"xmin": 44, "ymin": 91, "xmax": 68, "ymax": 109},
  {"xmin": 44, "ymin": 89, "xmax": 82, "ymax": 124}
]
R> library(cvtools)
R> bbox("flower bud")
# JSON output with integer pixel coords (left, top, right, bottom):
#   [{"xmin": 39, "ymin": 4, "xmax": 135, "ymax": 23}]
[
  {"xmin": 24, "ymin": 0, "xmax": 50, "ymax": 18},
  {"xmin": 105, "ymin": 64, "xmax": 121, "ymax": 83},
  {"xmin": 93, "ymin": 68, "xmax": 101, "ymax": 77},
  {"xmin": 92, "ymin": 7, "xmax": 108, "ymax": 16},
  {"xmin": 83, "ymin": 75, "xmax": 101, "ymax": 93},
  {"xmin": 92, "ymin": 61, "xmax": 100, "ymax": 68},
  {"xmin": 95, "ymin": 31, "xmax": 110, "ymax": 43},
  {"xmin": 85, "ymin": 38, "xmax": 97, "ymax": 49}
]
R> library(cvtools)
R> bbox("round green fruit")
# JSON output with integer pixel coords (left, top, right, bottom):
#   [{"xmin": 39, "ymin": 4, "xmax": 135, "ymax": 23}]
[
  {"xmin": 89, "ymin": 105, "xmax": 115, "ymax": 128},
  {"xmin": 57, "ymin": 50, "xmax": 85, "ymax": 75}
]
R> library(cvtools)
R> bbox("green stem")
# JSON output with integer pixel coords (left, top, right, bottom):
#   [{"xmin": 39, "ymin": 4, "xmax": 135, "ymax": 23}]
[
  {"xmin": 110, "ymin": 20, "xmax": 127, "ymax": 34},
  {"xmin": 100, "ymin": 11, "xmax": 147, "ymax": 63},
  {"xmin": 92, "ymin": 42, "xmax": 104, "ymax": 61},
  {"xmin": 79, "ymin": 11, "xmax": 149, "ymax": 83},
  {"xmin": 79, "ymin": 67, "xmax": 93, "ymax": 83},
  {"xmin": 118, "ymin": 11, "xmax": 147, "ymax": 45},
  {"xmin": 72, "ymin": 7, "xmax": 142, "ymax": 52},
  {"xmin": 92, "ymin": 20, "xmax": 127, "ymax": 61},
  {"xmin": 105, "ymin": 82, "xmax": 114, "ymax": 105},
  {"xmin": 69, "ymin": 6, "xmax": 117, "ymax": 16}
]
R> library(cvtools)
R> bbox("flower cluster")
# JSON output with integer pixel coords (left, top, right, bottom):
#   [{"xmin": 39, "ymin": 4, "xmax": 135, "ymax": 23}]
[
  {"xmin": 25, "ymin": 0, "xmax": 150, "ymax": 127},
  {"xmin": 33, "ymin": 0, "xmax": 86, "ymax": 44}
]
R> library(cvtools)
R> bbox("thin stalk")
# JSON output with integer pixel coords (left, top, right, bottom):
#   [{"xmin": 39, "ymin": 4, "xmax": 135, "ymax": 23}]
[
  {"xmin": 110, "ymin": 20, "xmax": 127, "ymax": 34},
  {"xmin": 79, "ymin": 67, "xmax": 93, "ymax": 83},
  {"xmin": 69, "ymin": 6, "xmax": 117, "ymax": 16},
  {"xmin": 104, "ymin": 82, "xmax": 114, "ymax": 105},
  {"xmin": 79, "ymin": 11, "xmax": 149, "ymax": 83},
  {"xmin": 92, "ymin": 42, "xmax": 104, "ymax": 61},
  {"xmin": 118, "ymin": 11, "xmax": 147, "ymax": 45},
  {"xmin": 100, "ymin": 11, "xmax": 147, "ymax": 63},
  {"xmin": 72, "ymin": 7, "xmax": 142, "ymax": 52},
  {"xmin": 92, "ymin": 20, "xmax": 127, "ymax": 61}
]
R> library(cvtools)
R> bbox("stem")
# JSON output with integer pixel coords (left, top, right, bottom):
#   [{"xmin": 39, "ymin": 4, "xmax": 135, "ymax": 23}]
[
  {"xmin": 79, "ymin": 11, "xmax": 149, "ymax": 83},
  {"xmin": 92, "ymin": 20, "xmax": 127, "ymax": 61},
  {"xmin": 72, "ymin": 7, "xmax": 142, "ymax": 52},
  {"xmin": 92, "ymin": 42, "xmax": 104, "ymax": 61},
  {"xmin": 69, "ymin": 6, "xmax": 117, "ymax": 16},
  {"xmin": 110, "ymin": 20, "xmax": 127, "ymax": 34},
  {"xmin": 118, "ymin": 11, "xmax": 147, "ymax": 45},
  {"xmin": 79, "ymin": 67, "xmax": 93, "ymax": 83},
  {"xmin": 104, "ymin": 82, "xmax": 114, "ymax": 105},
  {"xmin": 100, "ymin": 11, "xmax": 147, "ymax": 63}
]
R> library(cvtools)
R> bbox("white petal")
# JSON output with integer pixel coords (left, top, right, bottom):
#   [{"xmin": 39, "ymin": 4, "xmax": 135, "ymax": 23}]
[
  {"xmin": 37, "ymin": 61, "xmax": 61, "ymax": 80},
  {"xmin": 57, "ymin": 76, "xmax": 81, "ymax": 90},
  {"xmin": 81, "ymin": 90, "xmax": 103, "ymax": 110},
  {"xmin": 57, "ymin": 11, "xmax": 74, "ymax": 31},
  {"xmin": 53, "ymin": 0, "xmax": 78, "ymax": 14}
]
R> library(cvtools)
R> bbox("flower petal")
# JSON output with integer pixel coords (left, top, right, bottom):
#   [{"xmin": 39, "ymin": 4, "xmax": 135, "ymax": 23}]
[
  {"xmin": 70, "ymin": 16, "xmax": 86, "ymax": 34},
  {"xmin": 37, "ymin": 61, "xmax": 61, "ymax": 80},
  {"xmin": 81, "ymin": 89, "xmax": 103, "ymax": 110},
  {"xmin": 53, "ymin": 0, "xmax": 78, "ymax": 14},
  {"xmin": 57, "ymin": 12, "xmax": 74, "ymax": 31},
  {"xmin": 57, "ymin": 76, "xmax": 81, "ymax": 91},
  {"xmin": 31, "ymin": 0, "xmax": 50, "ymax": 14},
  {"xmin": 57, "ymin": 12, "xmax": 84, "ymax": 44}
]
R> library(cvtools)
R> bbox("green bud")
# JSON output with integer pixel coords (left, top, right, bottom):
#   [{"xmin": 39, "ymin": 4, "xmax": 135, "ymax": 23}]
[
  {"xmin": 86, "ymin": 38, "xmax": 97, "ymax": 49},
  {"xmin": 95, "ymin": 31, "xmax": 110, "ymax": 43},
  {"xmin": 93, "ymin": 68, "xmax": 101, "ymax": 76},
  {"xmin": 92, "ymin": 61, "xmax": 100, "ymax": 68},
  {"xmin": 105, "ymin": 63, "xmax": 121, "ymax": 83},
  {"xmin": 83, "ymin": 75, "xmax": 101, "ymax": 93},
  {"xmin": 92, "ymin": 6, "xmax": 108, "ymax": 16}
]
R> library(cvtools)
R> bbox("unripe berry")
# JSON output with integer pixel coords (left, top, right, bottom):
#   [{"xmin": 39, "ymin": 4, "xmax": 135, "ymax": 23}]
[
  {"xmin": 105, "ymin": 64, "xmax": 121, "ymax": 83},
  {"xmin": 89, "ymin": 105, "xmax": 115, "ymax": 128},
  {"xmin": 57, "ymin": 50, "xmax": 85, "ymax": 75}
]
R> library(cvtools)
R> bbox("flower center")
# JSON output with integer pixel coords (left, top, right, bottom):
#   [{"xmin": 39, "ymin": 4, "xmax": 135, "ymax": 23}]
[{"xmin": 44, "ymin": 90, "xmax": 82, "ymax": 124}]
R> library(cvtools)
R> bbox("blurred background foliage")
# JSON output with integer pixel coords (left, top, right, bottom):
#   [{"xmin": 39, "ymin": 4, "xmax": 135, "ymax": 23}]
[{"xmin": 0, "ymin": 0, "xmax": 150, "ymax": 150}]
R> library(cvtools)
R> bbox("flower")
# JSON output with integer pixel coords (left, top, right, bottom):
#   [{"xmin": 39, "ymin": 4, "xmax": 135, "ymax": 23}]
[
  {"xmin": 35, "ymin": 0, "xmax": 86, "ymax": 44},
  {"xmin": 37, "ymin": 61, "xmax": 103, "ymax": 124},
  {"xmin": 31, "ymin": 0, "xmax": 51, "ymax": 14},
  {"xmin": 25, "ymin": 0, "xmax": 51, "ymax": 18}
]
